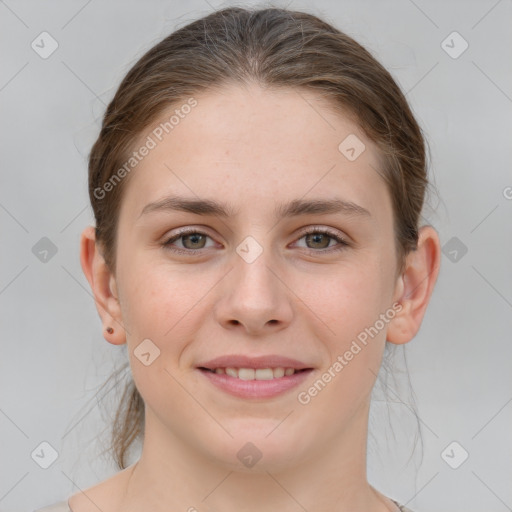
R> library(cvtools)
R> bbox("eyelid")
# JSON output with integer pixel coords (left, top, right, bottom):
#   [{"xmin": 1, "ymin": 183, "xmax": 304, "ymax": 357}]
[
  {"xmin": 163, "ymin": 226, "xmax": 218, "ymax": 254},
  {"xmin": 290, "ymin": 226, "xmax": 350, "ymax": 252},
  {"xmin": 294, "ymin": 225, "xmax": 349, "ymax": 243}
]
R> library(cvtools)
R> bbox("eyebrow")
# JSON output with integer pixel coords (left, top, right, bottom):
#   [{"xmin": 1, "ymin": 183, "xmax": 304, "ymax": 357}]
[{"xmin": 138, "ymin": 195, "xmax": 371, "ymax": 220}]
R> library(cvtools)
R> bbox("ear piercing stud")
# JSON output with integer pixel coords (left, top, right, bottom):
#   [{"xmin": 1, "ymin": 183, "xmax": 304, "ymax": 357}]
[{"xmin": 106, "ymin": 326, "xmax": 114, "ymax": 334}]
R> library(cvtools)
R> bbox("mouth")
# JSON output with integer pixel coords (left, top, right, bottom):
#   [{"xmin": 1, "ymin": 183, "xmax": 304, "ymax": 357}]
[
  {"xmin": 196, "ymin": 355, "xmax": 314, "ymax": 399},
  {"xmin": 198, "ymin": 366, "xmax": 310, "ymax": 380}
]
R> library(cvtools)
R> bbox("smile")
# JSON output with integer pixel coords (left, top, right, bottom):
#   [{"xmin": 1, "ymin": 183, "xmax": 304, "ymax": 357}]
[
  {"xmin": 197, "ymin": 367, "xmax": 313, "ymax": 399},
  {"xmin": 200, "ymin": 367, "xmax": 305, "ymax": 380}
]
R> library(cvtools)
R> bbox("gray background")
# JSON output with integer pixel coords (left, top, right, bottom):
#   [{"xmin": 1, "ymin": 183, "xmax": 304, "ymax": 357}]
[{"xmin": 1, "ymin": 1, "xmax": 511, "ymax": 511}]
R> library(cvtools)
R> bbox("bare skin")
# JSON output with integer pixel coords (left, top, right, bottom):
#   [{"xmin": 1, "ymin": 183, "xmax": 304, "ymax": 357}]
[{"xmin": 76, "ymin": 83, "xmax": 440, "ymax": 512}]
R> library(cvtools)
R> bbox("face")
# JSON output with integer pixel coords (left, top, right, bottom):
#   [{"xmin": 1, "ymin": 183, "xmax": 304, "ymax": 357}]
[{"xmin": 109, "ymin": 83, "xmax": 403, "ymax": 471}]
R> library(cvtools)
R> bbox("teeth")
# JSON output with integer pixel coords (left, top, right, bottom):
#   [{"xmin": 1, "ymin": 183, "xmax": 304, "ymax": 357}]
[
  {"xmin": 212, "ymin": 367, "xmax": 297, "ymax": 380},
  {"xmin": 238, "ymin": 368, "xmax": 255, "ymax": 380},
  {"xmin": 225, "ymin": 367, "xmax": 237, "ymax": 378},
  {"xmin": 255, "ymin": 368, "xmax": 273, "ymax": 380},
  {"xmin": 272, "ymin": 367, "xmax": 285, "ymax": 378}
]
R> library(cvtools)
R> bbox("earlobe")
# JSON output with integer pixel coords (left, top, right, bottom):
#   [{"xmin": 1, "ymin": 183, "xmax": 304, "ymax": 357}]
[
  {"xmin": 387, "ymin": 225, "xmax": 441, "ymax": 345},
  {"xmin": 79, "ymin": 226, "xmax": 127, "ymax": 345}
]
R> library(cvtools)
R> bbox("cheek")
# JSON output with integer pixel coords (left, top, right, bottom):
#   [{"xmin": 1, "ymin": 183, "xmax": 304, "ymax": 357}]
[
  {"xmin": 298, "ymin": 261, "xmax": 394, "ymax": 344},
  {"xmin": 293, "ymin": 261, "xmax": 395, "ymax": 408},
  {"xmin": 118, "ymin": 258, "xmax": 220, "ymax": 396},
  {"xmin": 313, "ymin": 262, "xmax": 396, "ymax": 394},
  {"xmin": 119, "ymin": 268, "xmax": 197, "ymax": 418},
  {"xmin": 121, "ymin": 264, "xmax": 194, "ymax": 344}
]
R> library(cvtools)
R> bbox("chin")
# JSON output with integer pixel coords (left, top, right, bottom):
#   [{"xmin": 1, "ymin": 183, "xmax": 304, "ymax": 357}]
[{"xmin": 202, "ymin": 425, "xmax": 309, "ymax": 474}]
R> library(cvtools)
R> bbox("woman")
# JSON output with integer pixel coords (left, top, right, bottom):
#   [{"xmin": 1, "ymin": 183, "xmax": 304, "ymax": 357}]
[{"xmin": 37, "ymin": 6, "xmax": 440, "ymax": 511}]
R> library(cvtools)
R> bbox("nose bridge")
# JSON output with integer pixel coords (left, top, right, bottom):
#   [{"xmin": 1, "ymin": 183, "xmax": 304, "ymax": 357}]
[
  {"xmin": 214, "ymin": 233, "xmax": 293, "ymax": 333},
  {"xmin": 232, "ymin": 234, "xmax": 280, "ymax": 304}
]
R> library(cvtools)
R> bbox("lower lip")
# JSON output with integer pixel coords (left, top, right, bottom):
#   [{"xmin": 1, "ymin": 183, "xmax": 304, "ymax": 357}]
[{"xmin": 198, "ymin": 369, "xmax": 313, "ymax": 399}]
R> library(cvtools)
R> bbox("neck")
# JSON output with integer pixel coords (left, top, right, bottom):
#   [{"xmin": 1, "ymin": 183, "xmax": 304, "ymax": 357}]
[{"xmin": 118, "ymin": 401, "xmax": 396, "ymax": 512}]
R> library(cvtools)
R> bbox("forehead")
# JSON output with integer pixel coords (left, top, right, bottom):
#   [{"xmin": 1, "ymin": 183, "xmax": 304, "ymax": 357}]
[{"xmin": 119, "ymin": 83, "xmax": 390, "ymax": 223}]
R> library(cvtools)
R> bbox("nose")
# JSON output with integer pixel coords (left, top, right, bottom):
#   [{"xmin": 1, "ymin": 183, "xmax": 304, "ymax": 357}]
[{"xmin": 214, "ymin": 247, "xmax": 294, "ymax": 336}]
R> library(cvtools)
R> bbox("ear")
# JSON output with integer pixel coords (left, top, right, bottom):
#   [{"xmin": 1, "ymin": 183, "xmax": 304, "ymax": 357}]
[
  {"xmin": 80, "ymin": 225, "xmax": 126, "ymax": 345},
  {"xmin": 387, "ymin": 225, "xmax": 441, "ymax": 345}
]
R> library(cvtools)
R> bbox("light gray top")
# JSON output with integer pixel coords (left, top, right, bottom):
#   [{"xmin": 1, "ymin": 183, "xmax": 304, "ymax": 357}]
[
  {"xmin": 33, "ymin": 503, "xmax": 71, "ymax": 512},
  {"xmin": 34, "ymin": 498, "xmax": 415, "ymax": 511}
]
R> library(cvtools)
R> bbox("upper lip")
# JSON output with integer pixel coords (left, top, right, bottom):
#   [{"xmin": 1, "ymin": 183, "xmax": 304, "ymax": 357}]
[{"xmin": 197, "ymin": 355, "xmax": 312, "ymax": 370}]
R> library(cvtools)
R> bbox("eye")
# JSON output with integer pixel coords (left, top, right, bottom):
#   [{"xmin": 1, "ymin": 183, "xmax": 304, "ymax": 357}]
[
  {"xmin": 162, "ymin": 226, "xmax": 349, "ymax": 256},
  {"xmin": 163, "ymin": 229, "xmax": 216, "ymax": 255},
  {"xmin": 293, "ymin": 227, "xmax": 349, "ymax": 253}
]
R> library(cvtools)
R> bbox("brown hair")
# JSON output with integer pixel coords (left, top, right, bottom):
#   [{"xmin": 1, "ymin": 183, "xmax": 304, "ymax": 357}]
[{"xmin": 88, "ymin": 6, "xmax": 429, "ymax": 469}]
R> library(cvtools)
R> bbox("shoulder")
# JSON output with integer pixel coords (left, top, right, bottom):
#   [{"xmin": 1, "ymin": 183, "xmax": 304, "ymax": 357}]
[
  {"xmin": 66, "ymin": 464, "xmax": 135, "ymax": 512},
  {"xmin": 33, "ymin": 502, "xmax": 71, "ymax": 512}
]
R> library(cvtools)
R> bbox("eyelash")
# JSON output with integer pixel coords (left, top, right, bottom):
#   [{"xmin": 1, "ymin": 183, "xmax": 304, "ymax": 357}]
[{"xmin": 162, "ymin": 227, "xmax": 349, "ymax": 256}]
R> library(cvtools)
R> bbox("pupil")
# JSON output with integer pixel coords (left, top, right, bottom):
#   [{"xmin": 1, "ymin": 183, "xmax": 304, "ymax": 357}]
[
  {"xmin": 185, "ymin": 233, "xmax": 205, "ymax": 248},
  {"xmin": 307, "ymin": 233, "xmax": 329, "ymax": 249}
]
